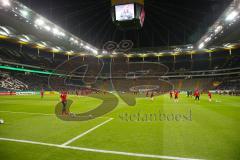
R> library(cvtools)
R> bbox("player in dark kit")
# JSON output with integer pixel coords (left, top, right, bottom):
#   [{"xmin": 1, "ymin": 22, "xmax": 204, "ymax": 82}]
[
  {"xmin": 76, "ymin": 90, "xmax": 79, "ymax": 96},
  {"xmin": 146, "ymin": 91, "xmax": 149, "ymax": 97},
  {"xmin": 60, "ymin": 91, "xmax": 68, "ymax": 115},
  {"xmin": 170, "ymin": 90, "xmax": 173, "ymax": 99},
  {"xmin": 150, "ymin": 92, "xmax": 154, "ymax": 101}
]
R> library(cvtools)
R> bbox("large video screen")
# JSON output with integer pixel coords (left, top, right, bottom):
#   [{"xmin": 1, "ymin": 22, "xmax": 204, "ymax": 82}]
[{"xmin": 115, "ymin": 4, "xmax": 135, "ymax": 21}]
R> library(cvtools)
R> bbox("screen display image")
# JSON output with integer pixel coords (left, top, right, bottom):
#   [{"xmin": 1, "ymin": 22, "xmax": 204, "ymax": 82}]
[{"xmin": 115, "ymin": 4, "xmax": 135, "ymax": 21}]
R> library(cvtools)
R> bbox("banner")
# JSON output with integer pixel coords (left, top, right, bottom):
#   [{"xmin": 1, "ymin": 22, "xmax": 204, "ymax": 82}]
[
  {"xmin": 111, "ymin": 0, "xmax": 144, "ymax": 6},
  {"xmin": 16, "ymin": 91, "xmax": 36, "ymax": 95},
  {"xmin": 0, "ymin": 92, "xmax": 16, "ymax": 96},
  {"xmin": 44, "ymin": 91, "xmax": 59, "ymax": 95}
]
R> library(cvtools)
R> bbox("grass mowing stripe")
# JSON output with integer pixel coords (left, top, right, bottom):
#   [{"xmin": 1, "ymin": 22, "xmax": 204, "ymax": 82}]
[
  {"xmin": 0, "ymin": 137, "xmax": 204, "ymax": 160},
  {"xmin": 61, "ymin": 118, "xmax": 114, "ymax": 146}
]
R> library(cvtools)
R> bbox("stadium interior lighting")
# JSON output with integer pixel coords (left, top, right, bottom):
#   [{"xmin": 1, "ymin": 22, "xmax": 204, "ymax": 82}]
[
  {"xmin": 187, "ymin": 45, "xmax": 194, "ymax": 49},
  {"xmin": 155, "ymin": 53, "xmax": 163, "ymax": 56},
  {"xmin": 214, "ymin": 25, "xmax": 223, "ymax": 33},
  {"xmin": 225, "ymin": 10, "xmax": 238, "ymax": 21},
  {"xmin": 44, "ymin": 26, "xmax": 51, "ymax": 31},
  {"xmin": 19, "ymin": 38, "xmax": 28, "ymax": 43},
  {"xmin": 0, "ymin": 31, "xmax": 8, "ymax": 36},
  {"xmin": 92, "ymin": 49, "xmax": 98, "ymax": 55},
  {"xmin": 125, "ymin": 54, "xmax": 133, "ymax": 58},
  {"xmin": 36, "ymin": 42, "xmax": 47, "ymax": 49},
  {"xmin": 20, "ymin": 9, "xmax": 29, "ymax": 18},
  {"xmin": 224, "ymin": 43, "xmax": 235, "ymax": 49},
  {"xmin": 52, "ymin": 28, "xmax": 59, "ymax": 35},
  {"xmin": 35, "ymin": 18, "xmax": 45, "ymax": 26},
  {"xmin": 66, "ymin": 50, "xmax": 74, "ymax": 55},
  {"xmin": 140, "ymin": 54, "xmax": 147, "ymax": 57},
  {"xmin": 74, "ymin": 40, "xmax": 78, "ymax": 44},
  {"xmin": 1, "ymin": 0, "xmax": 11, "ymax": 7},
  {"xmin": 198, "ymin": 43, "xmax": 205, "ymax": 49},
  {"xmin": 85, "ymin": 45, "xmax": 90, "ymax": 50},
  {"xmin": 18, "ymin": 35, "xmax": 30, "ymax": 43},
  {"xmin": 102, "ymin": 50, "xmax": 108, "ymax": 54},
  {"xmin": 0, "ymin": 26, "xmax": 10, "ymax": 35},
  {"xmin": 52, "ymin": 47, "xmax": 60, "ymax": 52},
  {"xmin": 204, "ymin": 37, "xmax": 211, "ymax": 42}
]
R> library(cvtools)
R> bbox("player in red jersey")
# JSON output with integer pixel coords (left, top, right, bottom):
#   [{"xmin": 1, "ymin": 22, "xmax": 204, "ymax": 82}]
[
  {"xmin": 194, "ymin": 89, "xmax": 200, "ymax": 101},
  {"xmin": 174, "ymin": 90, "xmax": 179, "ymax": 102},
  {"xmin": 60, "ymin": 91, "xmax": 68, "ymax": 115},
  {"xmin": 208, "ymin": 91, "xmax": 212, "ymax": 102},
  {"xmin": 40, "ymin": 89, "xmax": 44, "ymax": 99}
]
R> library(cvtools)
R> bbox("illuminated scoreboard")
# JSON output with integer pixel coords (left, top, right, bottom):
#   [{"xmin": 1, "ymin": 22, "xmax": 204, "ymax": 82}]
[{"xmin": 111, "ymin": 0, "xmax": 145, "ymax": 30}]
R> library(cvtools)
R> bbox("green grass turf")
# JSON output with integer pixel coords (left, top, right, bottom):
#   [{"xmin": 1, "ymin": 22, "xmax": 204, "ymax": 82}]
[{"xmin": 0, "ymin": 94, "xmax": 239, "ymax": 160}]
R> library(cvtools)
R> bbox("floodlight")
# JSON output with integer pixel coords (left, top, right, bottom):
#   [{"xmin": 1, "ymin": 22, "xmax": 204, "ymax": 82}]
[
  {"xmin": 19, "ymin": 38, "xmax": 28, "ymax": 42},
  {"xmin": 52, "ymin": 47, "xmax": 60, "ymax": 52},
  {"xmin": 66, "ymin": 50, "xmax": 74, "ymax": 54},
  {"xmin": 74, "ymin": 40, "xmax": 78, "ymax": 44},
  {"xmin": 85, "ymin": 45, "xmax": 91, "ymax": 50},
  {"xmin": 225, "ymin": 10, "xmax": 238, "ymax": 21},
  {"xmin": 44, "ymin": 25, "xmax": 51, "ymax": 31},
  {"xmin": 20, "ymin": 9, "xmax": 28, "ymax": 18},
  {"xmin": 58, "ymin": 32, "xmax": 65, "ymax": 37},
  {"xmin": 187, "ymin": 45, "xmax": 193, "ymax": 49},
  {"xmin": 52, "ymin": 28, "xmax": 59, "ymax": 35},
  {"xmin": 92, "ymin": 49, "xmax": 98, "ymax": 55},
  {"xmin": 198, "ymin": 43, "xmax": 204, "ymax": 49},
  {"xmin": 102, "ymin": 50, "xmax": 108, "ymax": 54},
  {"xmin": 35, "ymin": 18, "xmax": 45, "ymax": 26},
  {"xmin": 214, "ymin": 25, "xmax": 223, "ymax": 33},
  {"xmin": 1, "ymin": 0, "xmax": 11, "ymax": 7},
  {"xmin": 204, "ymin": 37, "xmax": 211, "ymax": 42},
  {"xmin": 0, "ymin": 31, "xmax": 8, "ymax": 36}
]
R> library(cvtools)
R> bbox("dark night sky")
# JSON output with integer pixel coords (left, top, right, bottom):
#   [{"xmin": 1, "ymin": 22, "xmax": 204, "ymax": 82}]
[{"xmin": 18, "ymin": 0, "xmax": 232, "ymax": 49}]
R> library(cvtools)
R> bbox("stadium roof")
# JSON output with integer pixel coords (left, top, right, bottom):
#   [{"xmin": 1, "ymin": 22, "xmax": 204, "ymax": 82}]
[
  {"xmin": 1, "ymin": 0, "xmax": 240, "ymax": 57},
  {"xmin": 0, "ymin": 0, "xmax": 99, "ymax": 55}
]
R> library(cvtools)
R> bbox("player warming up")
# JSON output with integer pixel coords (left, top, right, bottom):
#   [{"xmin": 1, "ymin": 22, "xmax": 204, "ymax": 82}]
[
  {"xmin": 60, "ymin": 91, "xmax": 68, "ymax": 115},
  {"xmin": 40, "ymin": 89, "xmax": 44, "ymax": 99},
  {"xmin": 208, "ymin": 91, "xmax": 212, "ymax": 102},
  {"xmin": 150, "ymin": 92, "xmax": 154, "ymax": 101},
  {"xmin": 174, "ymin": 90, "xmax": 179, "ymax": 103},
  {"xmin": 194, "ymin": 89, "xmax": 200, "ymax": 102},
  {"xmin": 170, "ymin": 90, "xmax": 173, "ymax": 99}
]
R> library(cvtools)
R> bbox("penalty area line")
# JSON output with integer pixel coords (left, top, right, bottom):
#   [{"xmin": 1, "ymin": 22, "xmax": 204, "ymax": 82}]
[
  {"xmin": 0, "ymin": 137, "xmax": 204, "ymax": 160},
  {"xmin": 61, "ymin": 118, "xmax": 114, "ymax": 146}
]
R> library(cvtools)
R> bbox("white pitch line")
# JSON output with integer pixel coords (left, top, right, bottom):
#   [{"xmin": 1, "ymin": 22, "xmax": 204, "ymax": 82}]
[
  {"xmin": 0, "ymin": 111, "xmax": 54, "ymax": 116},
  {"xmin": 61, "ymin": 118, "xmax": 114, "ymax": 146},
  {"xmin": 0, "ymin": 137, "xmax": 203, "ymax": 160}
]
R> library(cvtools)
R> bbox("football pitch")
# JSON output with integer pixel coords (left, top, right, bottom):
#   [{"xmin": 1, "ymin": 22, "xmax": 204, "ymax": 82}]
[{"xmin": 0, "ymin": 94, "xmax": 239, "ymax": 160}]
